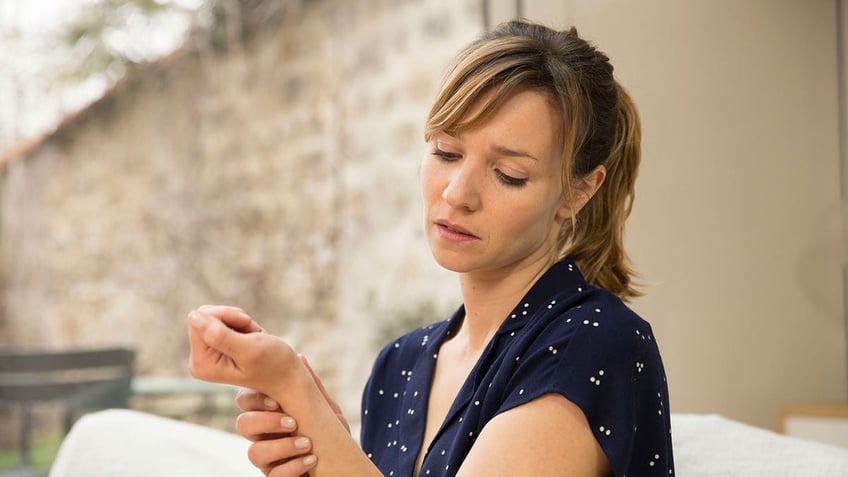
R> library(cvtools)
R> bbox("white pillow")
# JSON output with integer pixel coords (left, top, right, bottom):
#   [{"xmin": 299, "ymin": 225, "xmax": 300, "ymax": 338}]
[
  {"xmin": 672, "ymin": 413, "xmax": 848, "ymax": 477},
  {"xmin": 49, "ymin": 409, "xmax": 262, "ymax": 477}
]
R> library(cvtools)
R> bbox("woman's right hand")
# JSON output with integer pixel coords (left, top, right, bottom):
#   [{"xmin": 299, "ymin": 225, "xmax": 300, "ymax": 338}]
[{"xmin": 236, "ymin": 388, "xmax": 317, "ymax": 477}]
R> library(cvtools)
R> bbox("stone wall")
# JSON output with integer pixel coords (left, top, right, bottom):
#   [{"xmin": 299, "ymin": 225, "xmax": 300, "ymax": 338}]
[{"xmin": 0, "ymin": 0, "xmax": 482, "ymax": 419}]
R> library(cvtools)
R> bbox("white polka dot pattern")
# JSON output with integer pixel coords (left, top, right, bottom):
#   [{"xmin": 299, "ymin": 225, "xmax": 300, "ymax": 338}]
[{"xmin": 360, "ymin": 258, "xmax": 674, "ymax": 476}]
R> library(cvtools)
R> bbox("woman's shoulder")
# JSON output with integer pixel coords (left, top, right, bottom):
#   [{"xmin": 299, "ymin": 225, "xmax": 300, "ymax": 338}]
[
  {"xmin": 533, "ymin": 285, "xmax": 657, "ymax": 352},
  {"xmin": 510, "ymin": 258, "xmax": 656, "ymax": 347},
  {"xmin": 492, "ymin": 284, "xmax": 666, "ymax": 397},
  {"xmin": 581, "ymin": 287, "xmax": 652, "ymax": 330}
]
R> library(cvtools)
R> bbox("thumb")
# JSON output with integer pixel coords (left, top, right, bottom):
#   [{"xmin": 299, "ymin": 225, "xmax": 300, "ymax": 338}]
[
  {"xmin": 297, "ymin": 354, "xmax": 342, "ymax": 414},
  {"xmin": 192, "ymin": 311, "xmax": 251, "ymax": 357},
  {"xmin": 300, "ymin": 354, "xmax": 333, "ymax": 404},
  {"xmin": 300, "ymin": 355, "xmax": 320, "ymax": 387},
  {"xmin": 300, "ymin": 354, "xmax": 350, "ymax": 433}
]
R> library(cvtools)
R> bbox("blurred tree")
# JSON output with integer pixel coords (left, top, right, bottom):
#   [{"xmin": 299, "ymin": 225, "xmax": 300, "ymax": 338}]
[
  {"xmin": 55, "ymin": 0, "xmax": 289, "ymax": 87},
  {"xmin": 56, "ymin": 0, "xmax": 188, "ymax": 84},
  {"xmin": 205, "ymin": 0, "xmax": 288, "ymax": 51}
]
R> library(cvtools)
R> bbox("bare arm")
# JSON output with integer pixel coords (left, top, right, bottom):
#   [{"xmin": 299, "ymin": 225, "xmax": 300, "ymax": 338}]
[
  {"xmin": 186, "ymin": 306, "xmax": 382, "ymax": 477},
  {"xmin": 456, "ymin": 393, "xmax": 611, "ymax": 477},
  {"xmin": 187, "ymin": 306, "xmax": 609, "ymax": 476}
]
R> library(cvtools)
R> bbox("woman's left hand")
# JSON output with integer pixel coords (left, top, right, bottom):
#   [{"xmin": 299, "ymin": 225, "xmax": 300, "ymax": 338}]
[
  {"xmin": 186, "ymin": 305, "xmax": 301, "ymax": 393},
  {"xmin": 234, "ymin": 406, "xmax": 317, "ymax": 477}
]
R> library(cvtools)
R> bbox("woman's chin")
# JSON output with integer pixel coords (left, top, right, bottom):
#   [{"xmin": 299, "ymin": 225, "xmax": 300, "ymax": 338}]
[{"xmin": 429, "ymin": 250, "xmax": 473, "ymax": 274}]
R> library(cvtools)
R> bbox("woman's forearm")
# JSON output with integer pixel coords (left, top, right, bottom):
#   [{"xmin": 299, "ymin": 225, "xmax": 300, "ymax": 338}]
[{"xmin": 267, "ymin": 366, "xmax": 383, "ymax": 477}]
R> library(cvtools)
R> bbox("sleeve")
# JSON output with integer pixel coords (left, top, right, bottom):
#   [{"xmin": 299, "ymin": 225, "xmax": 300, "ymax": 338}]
[{"xmin": 495, "ymin": 300, "xmax": 673, "ymax": 476}]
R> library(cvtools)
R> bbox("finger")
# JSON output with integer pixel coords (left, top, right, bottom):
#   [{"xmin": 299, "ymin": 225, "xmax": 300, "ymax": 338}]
[
  {"xmin": 187, "ymin": 311, "xmax": 219, "ymax": 378},
  {"xmin": 300, "ymin": 355, "xmax": 350, "ymax": 433},
  {"xmin": 188, "ymin": 311, "xmax": 257, "ymax": 384},
  {"xmin": 236, "ymin": 388, "xmax": 281, "ymax": 412},
  {"xmin": 198, "ymin": 312, "xmax": 257, "ymax": 359},
  {"xmin": 187, "ymin": 311, "xmax": 211, "ymax": 351},
  {"xmin": 247, "ymin": 437, "xmax": 313, "ymax": 473},
  {"xmin": 299, "ymin": 355, "xmax": 333, "ymax": 405},
  {"xmin": 236, "ymin": 411, "xmax": 298, "ymax": 441},
  {"xmin": 196, "ymin": 305, "xmax": 264, "ymax": 333},
  {"xmin": 299, "ymin": 354, "xmax": 344, "ymax": 415},
  {"xmin": 267, "ymin": 455, "xmax": 316, "ymax": 477}
]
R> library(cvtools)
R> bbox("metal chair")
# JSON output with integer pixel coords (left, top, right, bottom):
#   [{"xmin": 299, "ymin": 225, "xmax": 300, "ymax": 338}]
[{"xmin": 0, "ymin": 347, "xmax": 136, "ymax": 471}]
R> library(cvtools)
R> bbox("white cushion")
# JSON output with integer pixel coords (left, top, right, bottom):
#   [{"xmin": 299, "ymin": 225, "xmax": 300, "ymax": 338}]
[
  {"xmin": 49, "ymin": 409, "xmax": 262, "ymax": 477},
  {"xmin": 672, "ymin": 413, "xmax": 848, "ymax": 476},
  {"xmin": 51, "ymin": 410, "xmax": 848, "ymax": 476}
]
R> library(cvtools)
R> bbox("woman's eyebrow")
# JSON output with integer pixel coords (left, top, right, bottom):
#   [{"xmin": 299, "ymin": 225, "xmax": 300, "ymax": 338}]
[
  {"xmin": 442, "ymin": 130, "xmax": 539, "ymax": 161},
  {"xmin": 491, "ymin": 145, "xmax": 539, "ymax": 161}
]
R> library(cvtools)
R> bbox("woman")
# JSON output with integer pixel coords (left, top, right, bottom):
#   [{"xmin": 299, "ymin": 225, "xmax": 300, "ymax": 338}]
[{"xmin": 187, "ymin": 19, "xmax": 673, "ymax": 477}]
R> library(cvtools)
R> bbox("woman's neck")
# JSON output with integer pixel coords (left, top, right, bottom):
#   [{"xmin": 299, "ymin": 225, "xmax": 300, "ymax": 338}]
[{"xmin": 454, "ymin": 255, "xmax": 556, "ymax": 353}]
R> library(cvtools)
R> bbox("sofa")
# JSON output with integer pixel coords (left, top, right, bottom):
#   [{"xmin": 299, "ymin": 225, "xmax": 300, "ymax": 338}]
[{"xmin": 47, "ymin": 409, "xmax": 848, "ymax": 476}]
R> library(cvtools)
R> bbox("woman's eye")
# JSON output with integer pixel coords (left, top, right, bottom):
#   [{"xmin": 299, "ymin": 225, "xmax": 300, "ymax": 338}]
[
  {"xmin": 497, "ymin": 170, "xmax": 528, "ymax": 187},
  {"xmin": 432, "ymin": 148, "xmax": 461, "ymax": 161}
]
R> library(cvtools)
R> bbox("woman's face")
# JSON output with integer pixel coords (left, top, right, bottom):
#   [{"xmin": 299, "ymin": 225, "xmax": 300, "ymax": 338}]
[{"xmin": 421, "ymin": 88, "xmax": 569, "ymax": 277}]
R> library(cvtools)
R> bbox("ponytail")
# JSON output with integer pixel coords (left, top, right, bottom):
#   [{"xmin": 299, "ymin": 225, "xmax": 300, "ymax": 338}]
[{"xmin": 564, "ymin": 84, "xmax": 642, "ymax": 301}]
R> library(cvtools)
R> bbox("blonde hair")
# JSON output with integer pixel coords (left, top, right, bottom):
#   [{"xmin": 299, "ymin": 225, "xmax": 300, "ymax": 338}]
[{"xmin": 425, "ymin": 20, "xmax": 643, "ymax": 300}]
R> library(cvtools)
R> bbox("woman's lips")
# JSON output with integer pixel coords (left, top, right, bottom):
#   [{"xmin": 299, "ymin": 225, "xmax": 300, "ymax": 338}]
[{"xmin": 435, "ymin": 221, "xmax": 479, "ymax": 242}]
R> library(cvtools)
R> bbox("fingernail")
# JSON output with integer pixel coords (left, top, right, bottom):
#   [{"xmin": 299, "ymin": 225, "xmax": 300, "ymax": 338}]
[
  {"xmin": 281, "ymin": 416, "xmax": 296, "ymax": 429},
  {"xmin": 263, "ymin": 397, "xmax": 277, "ymax": 409},
  {"xmin": 302, "ymin": 454, "xmax": 316, "ymax": 466},
  {"xmin": 188, "ymin": 312, "xmax": 209, "ymax": 327},
  {"xmin": 294, "ymin": 437, "xmax": 310, "ymax": 449}
]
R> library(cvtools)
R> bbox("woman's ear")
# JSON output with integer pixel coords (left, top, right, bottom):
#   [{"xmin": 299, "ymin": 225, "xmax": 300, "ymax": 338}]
[{"xmin": 556, "ymin": 165, "xmax": 607, "ymax": 220}]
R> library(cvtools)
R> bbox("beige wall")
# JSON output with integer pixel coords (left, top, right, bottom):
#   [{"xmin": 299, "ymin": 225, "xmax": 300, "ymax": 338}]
[{"xmin": 514, "ymin": 0, "xmax": 846, "ymax": 430}]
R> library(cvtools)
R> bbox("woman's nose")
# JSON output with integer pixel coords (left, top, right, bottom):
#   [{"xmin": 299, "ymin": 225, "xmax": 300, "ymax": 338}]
[{"xmin": 442, "ymin": 162, "xmax": 481, "ymax": 212}]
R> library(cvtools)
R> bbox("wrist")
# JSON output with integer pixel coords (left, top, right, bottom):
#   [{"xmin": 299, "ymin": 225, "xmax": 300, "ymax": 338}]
[{"xmin": 267, "ymin": 358, "xmax": 322, "ymax": 411}]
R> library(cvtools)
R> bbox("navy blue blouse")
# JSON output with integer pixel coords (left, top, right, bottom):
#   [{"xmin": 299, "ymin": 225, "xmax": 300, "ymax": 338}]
[{"xmin": 360, "ymin": 258, "xmax": 674, "ymax": 477}]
